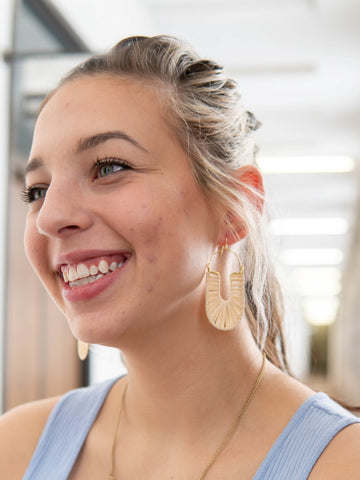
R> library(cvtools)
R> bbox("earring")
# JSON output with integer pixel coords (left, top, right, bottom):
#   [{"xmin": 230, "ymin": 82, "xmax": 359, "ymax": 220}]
[
  {"xmin": 77, "ymin": 340, "xmax": 89, "ymax": 360},
  {"xmin": 205, "ymin": 242, "xmax": 244, "ymax": 331}
]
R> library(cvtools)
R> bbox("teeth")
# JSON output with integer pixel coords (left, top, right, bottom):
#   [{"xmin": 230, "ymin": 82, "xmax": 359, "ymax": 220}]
[
  {"xmin": 77, "ymin": 263, "xmax": 89, "ymax": 278},
  {"xmin": 70, "ymin": 275, "xmax": 99, "ymax": 288},
  {"xmin": 63, "ymin": 257, "xmax": 126, "ymax": 286},
  {"xmin": 89, "ymin": 265, "xmax": 99, "ymax": 276},
  {"xmin": 68, "ymin": 266, "xmax": 77, "ymax": 282},
  {"xmin": 98, "ymin": 260, "xmax": 109, "ymax": 274}
]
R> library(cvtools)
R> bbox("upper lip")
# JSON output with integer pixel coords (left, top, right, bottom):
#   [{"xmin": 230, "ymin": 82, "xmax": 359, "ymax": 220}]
[{"xmin": 54, "ymin": 249, "xmax": 131, "ymax": 273}]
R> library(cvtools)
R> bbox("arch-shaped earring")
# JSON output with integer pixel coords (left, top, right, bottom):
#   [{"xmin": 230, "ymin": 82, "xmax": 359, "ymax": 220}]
[
  {"xmin": 77, "ymin": 340, "xmax": 89, "ymax": 360},
  {"xmin": 205, "ymin": 243, "xmax": 244, "ymax": 331}
]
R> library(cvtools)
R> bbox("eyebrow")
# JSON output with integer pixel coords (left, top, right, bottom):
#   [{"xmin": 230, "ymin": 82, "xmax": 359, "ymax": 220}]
[
  {"xmin": 24, "ymin": 157, "xmax": 43, "ymax": 176},
  {"xmin": 25, "ymin": 130, "xmax": 148, "ymax": 178},
  {"xmin": 76, "ymin": 130, "xmax": 149, "ymax": 154}
]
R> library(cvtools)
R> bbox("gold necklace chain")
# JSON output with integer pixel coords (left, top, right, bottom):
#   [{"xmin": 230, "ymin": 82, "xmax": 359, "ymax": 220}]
[
  {"xmin": 108, "ymin": 352, "xmax": 266, "ymax": 480},
  {"xmin": 108, "ymin": 382, "xmax": 128, "ymax": 480}
]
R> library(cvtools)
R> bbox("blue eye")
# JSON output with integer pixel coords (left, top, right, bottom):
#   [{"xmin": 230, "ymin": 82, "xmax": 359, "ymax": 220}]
[
  {"xmin": 98, "ymin": 163, "xmax": 123, "ymax": 177},
  {"xmin": 22, "ymin": 186, "xmax": 47, "ymax": 204},
  {"xmin": 94, "ymin": 158, "xmax": 129, "ymax": 179}
]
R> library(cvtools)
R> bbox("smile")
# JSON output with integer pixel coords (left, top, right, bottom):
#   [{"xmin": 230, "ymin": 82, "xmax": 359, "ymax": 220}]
[{"xmin": 60, "ymin": 255, "xmax": 127, "ymax": 288}]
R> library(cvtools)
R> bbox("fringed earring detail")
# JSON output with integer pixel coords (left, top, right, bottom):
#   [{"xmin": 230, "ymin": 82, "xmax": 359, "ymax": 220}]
[
  {"xmin": 205, "ymin": 242, "xmax": 244, "ymax": 331},
  {"xmin": 77, "ymin": 340, "xmax": 89, "ymax": 360}
]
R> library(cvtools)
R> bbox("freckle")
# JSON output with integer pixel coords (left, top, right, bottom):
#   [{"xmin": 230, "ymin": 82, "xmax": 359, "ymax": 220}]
[
  {"xmin": 130, "ymin": 227, "xmax": 134, "ymax": 232},
  {"xmin": 147, "ymin": 255, "xmax": 157, "ymax": 264}
]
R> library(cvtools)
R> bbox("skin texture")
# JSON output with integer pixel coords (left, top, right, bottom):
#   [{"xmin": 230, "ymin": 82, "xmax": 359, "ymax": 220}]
[
  {"xmin": 0, "ymin": 75, "xmax": 359, "ymax": 479},
  {"xmin": 24, "ymin": 76, "xmax": 221, "ymax": 348}
]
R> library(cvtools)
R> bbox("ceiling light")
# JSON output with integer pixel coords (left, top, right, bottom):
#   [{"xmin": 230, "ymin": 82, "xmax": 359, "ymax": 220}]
[
  {"xmin": 292, "ymin": 267, "xmax": 342, "ymax": 296},
  {"xmin": 280, "ymin": 248, "xmax": 344, "ymax": 266},
  {"xmin": 303, "ymin": 297, "xmax": 339, "ymax": 326},
  {"xmin": 257, "ymin": 155, "xmax": 355, "ymax": 174},
  {"xmin": 270, "ymin": 218, "xmax": 349, "ymax": 236}
]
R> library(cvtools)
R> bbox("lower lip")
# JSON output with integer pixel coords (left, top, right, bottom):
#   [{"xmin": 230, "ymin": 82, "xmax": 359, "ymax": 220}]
[{"xmin": 61, "ymin": 263, "xmax": 126, "ymax": 302}]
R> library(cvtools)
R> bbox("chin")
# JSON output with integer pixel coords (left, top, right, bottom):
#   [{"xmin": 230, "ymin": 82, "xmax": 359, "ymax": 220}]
[{"xmin": 68, "ymin": 310, "xmax": 131, "ymax": 344}]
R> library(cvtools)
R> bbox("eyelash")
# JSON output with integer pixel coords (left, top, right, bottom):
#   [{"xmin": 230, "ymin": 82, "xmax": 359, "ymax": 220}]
[
  {"xmin": 92, "ymin": 157, "xmax": 131, "ymax": 178},
  {"xmin": 22, "ymin": 157, "xmax": 132, "ymax": 204},
  {"xmin": 21, "ymin": 185, "xmax": 46, "ymax": 204}
]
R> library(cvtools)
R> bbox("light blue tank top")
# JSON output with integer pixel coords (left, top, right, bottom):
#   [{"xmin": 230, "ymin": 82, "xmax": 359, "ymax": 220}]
[{"xmin": 23, "ymin": 378, "xmax": 359, "ymax": 479}]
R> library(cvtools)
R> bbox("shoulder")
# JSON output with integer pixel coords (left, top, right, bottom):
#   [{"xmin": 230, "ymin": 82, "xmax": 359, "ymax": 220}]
[
  {"xmin": 260, "ymin": 365, "xmax": 360, "ymax": 478},
  {"xmin": 0, "ymin": 396, "xmax": 59, "ymax": 480},
  {"xmin": 309, "ymin": 421, "xmax": 360, "ymax": 479}
]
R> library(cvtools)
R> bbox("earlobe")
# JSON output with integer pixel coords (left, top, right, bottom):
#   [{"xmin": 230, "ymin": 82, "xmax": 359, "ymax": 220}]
[{"xmin": 218, "ymin": 165, "xmax": 265, "ymax": 245}]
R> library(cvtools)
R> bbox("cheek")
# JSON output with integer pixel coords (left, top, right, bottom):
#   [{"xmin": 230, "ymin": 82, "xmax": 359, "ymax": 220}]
[
  {"xmin": 24, "ymin": 219, "xmax": 47, "ymax": 276},
  {"xmin": 24, "ymin": 219, "xmax": 36, "ymax": 265},
  {"xmin": 145, "ymin": 252, "xmax": 158, "ymax": 264}
]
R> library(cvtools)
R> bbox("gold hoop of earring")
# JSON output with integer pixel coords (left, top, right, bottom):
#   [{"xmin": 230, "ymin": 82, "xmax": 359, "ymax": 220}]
[
  {"xmin": 205, "ymin": 242, "xmax": 244, "ymax": 331},
  {"xmin": 77, "ymin": 340, "xmax": 89, "ymax": 361}
]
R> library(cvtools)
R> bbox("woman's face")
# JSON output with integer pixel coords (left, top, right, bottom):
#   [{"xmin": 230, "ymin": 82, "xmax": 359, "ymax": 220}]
[{"xmin": 24, "ymin": 75, "xmax": 220, "ymax": 346}]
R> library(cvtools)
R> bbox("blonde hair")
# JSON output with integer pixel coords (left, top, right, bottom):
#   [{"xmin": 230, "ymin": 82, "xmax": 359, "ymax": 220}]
[{"xmin": 47, "ymin": 35, "xmax": 289, "ymax": 371}]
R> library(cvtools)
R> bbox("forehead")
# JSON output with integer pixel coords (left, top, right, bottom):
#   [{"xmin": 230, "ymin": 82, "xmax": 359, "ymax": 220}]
[{"xmin": 32, "ymin": 75, "xmax": 174, "ymax": 152}]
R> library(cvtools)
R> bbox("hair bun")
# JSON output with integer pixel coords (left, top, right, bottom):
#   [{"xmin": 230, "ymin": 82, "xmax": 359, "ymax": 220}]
[
  {"xmin": 246, "ymin": 111, "xmax": 262, "ymax": 131},
  {"xmin": 180, "ymin": 60, "xmax": 223, "ymax": 79}
]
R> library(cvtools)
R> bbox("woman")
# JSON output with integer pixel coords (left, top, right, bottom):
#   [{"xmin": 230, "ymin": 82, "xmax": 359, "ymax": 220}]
[{"xmin": 0, "ymin": 35, "xmax": 359, "ymax": 479}]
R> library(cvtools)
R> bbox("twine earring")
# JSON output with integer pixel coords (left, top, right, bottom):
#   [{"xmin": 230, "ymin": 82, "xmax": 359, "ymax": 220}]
[
  {"xmin": 77, "ymin": 340, "xmax": 89, "ymax": 360},
  {"xmin": 205, "ymin": 242, "xmax": 244, "ymax": 331}
]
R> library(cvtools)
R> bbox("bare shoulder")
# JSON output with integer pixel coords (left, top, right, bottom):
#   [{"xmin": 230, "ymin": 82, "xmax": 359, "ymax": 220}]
[
  {"xmin": 262, "ymin": 363, "xmax": 360, "ymax": 478},
  {"xmin": 309, "ymin": 421, "xmax": 360, "ymax": 479},
  {"xmin": 0, "ymin": 396, "xmax": 59, "ymax": 480}
]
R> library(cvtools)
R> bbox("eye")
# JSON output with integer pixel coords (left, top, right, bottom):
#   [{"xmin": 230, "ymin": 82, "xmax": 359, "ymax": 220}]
[
  {"xmin": 93, "ymin": 158, "xmax": 130, "ymax": 179},
  {"xmin": 21, "ymin": 185, "xmax": 47, "ymax": 204}
]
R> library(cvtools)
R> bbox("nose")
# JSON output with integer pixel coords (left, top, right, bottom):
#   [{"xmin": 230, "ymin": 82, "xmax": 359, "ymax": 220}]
[{"xmin": 36, "ymin": 180, "xmax": 93, "ymax": 238}]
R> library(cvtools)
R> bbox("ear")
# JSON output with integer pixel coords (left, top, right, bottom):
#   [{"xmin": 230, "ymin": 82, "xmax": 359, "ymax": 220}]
[{"xmin": 218, "ymin": 165, "xmax": 265, "ymax": 245}]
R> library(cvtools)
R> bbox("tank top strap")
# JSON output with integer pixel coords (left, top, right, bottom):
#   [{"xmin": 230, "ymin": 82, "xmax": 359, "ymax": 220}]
[
  {"xmin": 23, "ymin": 376, "xmax": 120, "ymax": 480},
  {"xmin": 253, "ymin": 392, "xmax": 360, "ymax": 479}
]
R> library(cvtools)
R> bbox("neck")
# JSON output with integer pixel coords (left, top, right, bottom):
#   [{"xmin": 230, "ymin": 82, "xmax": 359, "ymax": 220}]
[{"xmin": 118, "ymin": 316, "xmax": 263, "ymax": 436}]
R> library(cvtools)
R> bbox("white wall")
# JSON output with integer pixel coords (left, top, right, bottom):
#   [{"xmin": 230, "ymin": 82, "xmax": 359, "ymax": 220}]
[{"xmin": 0, "ymin": 0, "xmax": 13, "ymax": 413}]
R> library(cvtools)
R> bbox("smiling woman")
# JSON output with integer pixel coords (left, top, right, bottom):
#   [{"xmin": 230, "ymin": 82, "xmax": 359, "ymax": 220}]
[{"xmin": 0, "ymin": 35, "xmax": 359, "ymax": 480}]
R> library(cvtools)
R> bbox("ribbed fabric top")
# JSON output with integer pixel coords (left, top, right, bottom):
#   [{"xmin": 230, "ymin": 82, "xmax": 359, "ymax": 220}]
[
  {"xmin": 23, "ymin": 380, "xmax": 359, "ymax": 479},
  {"xmin": 22, "ymin": 377, "xmax": 119, "ymax": 480},
  {"xmin": 252, "ymin": 392, "xmax": 359, "ymax": 479}
]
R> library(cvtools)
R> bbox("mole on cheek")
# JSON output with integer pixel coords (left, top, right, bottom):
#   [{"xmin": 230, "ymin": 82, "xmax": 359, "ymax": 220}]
[{"xmin": 147, "ymin": 255, "xmax": 158, "ymax": 264}]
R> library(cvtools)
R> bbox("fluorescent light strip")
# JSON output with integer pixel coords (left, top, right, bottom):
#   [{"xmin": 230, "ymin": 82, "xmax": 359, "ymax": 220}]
[
  {"xmin": 280, "ymin": 248, "xmax": 344, "ymax": 266},
  {"xmin": 303, "ymin": 297, "xmax": 339, "ymax": 326},
  {"xmin": 292, "ymin": 267, "xmax": 342, "ymax": 297},
  {"xmin": 270, "ymin": 218, "xmax": 348, "ymax": 236},
  {"xmin": 258, "ymin": 155, "xmax": 355, "ymax": 174}
]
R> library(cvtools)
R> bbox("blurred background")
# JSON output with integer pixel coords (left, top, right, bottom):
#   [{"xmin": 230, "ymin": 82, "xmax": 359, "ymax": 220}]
[{"xmin": 0, "ymin": 0, "xmax": 359, "ymax": 412}]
